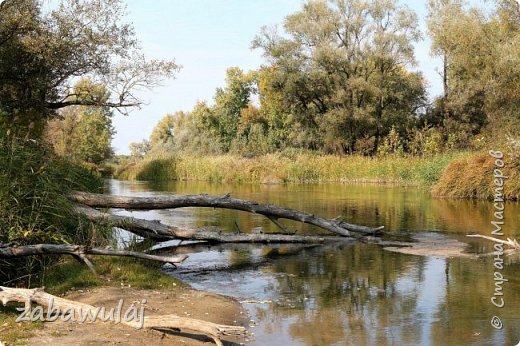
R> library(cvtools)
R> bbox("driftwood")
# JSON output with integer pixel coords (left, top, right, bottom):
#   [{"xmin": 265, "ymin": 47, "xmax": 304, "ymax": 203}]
[
  {"xmin": 467, "ymin": 234, "xmax": 520, "ymax": 250},
  {"xmin": 75, "ymin": 204, "xmax": 353, "ymax": 244},
  {"xmin": 71, "ymin": 191, "xmax": 384, "ymax": 238},
  {"xmin": 0, "ymin": 244, "xmax": 188, "ymax": 275},
  {"xmin": 0, "ymin": 286, "xmax": 246, "ymax": 346}
]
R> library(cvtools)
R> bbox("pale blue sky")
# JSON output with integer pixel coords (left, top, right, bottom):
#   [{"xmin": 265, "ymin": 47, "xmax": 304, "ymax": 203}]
[{"xmin": 113, "ymin": 0, "xmax": 444, "ymax": 154}]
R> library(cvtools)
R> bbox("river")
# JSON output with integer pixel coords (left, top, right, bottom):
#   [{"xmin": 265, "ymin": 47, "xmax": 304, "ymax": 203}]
[{"xmin": 107, "ymin": 179, "xmax": 520, "ymax": 346}]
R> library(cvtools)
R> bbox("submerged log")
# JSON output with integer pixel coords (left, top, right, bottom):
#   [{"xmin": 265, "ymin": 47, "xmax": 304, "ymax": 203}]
[
  {"xmin": 0, "ymin": 244, "xmax": 188, "ymax": 274},
  {"xmin": 71, "ymin": 191, "xmax": 384, "ymax": 238},
  {"xmin": 0, "ymin": 286, "xmax": 246, "ymax": 346},
  {"xmin": 75, "ymin": 204, "xmax": 348, "ymax": 244}
]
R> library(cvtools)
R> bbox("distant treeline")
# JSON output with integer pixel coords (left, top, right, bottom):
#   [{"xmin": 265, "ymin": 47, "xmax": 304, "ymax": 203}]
[{"xmin": 130, "ymin": 0, "xmax": 520, "ymax": 159}]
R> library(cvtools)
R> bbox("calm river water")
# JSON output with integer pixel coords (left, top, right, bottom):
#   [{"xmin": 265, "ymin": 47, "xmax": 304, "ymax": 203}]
[{"xmin": 107, "ymin": 179, "xmax": 520, "ymax": 346}]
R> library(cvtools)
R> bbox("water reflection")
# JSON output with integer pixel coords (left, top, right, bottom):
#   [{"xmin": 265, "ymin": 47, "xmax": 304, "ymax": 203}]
[
  {"xmin": 106, "ymin": 179, "xmax": 519, "ymax": 236},
  {"xmin": 107, "ymin": 180, "xmax": 520, "ymax": 345}
]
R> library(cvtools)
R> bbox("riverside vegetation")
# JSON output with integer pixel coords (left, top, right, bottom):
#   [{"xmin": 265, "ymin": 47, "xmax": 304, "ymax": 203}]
[
  {"xmin": 0, "ymin": 1, "xmax": 181, "ymax": 342},
  {"xmin": 2, "ymin": 0, "xmax": 520, "ymax": 342},
  {"xmin": 116, "ymin": 151, "xmax": 464, "ymax": 186},
  {"xmin": 117, "ymin": 0, "xmax": 520, "ymax": 200},
  {"xmin": 1, "ymin": 0, "xmax": 517, "ymax": 287}
]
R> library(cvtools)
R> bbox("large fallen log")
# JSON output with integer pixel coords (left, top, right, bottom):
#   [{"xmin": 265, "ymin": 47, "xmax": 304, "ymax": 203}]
[
  {"xmin": 71, "ymin": 191, "xmax": 384, "ymax": 238},
  {"xmin": 0, "ymin": 244, "xmax": 188, "ymax": 274},
  {"xmin": 0, "ymin": 286, "xmax": 246, "ymax": 346},
  {"xmin": 75, "ymin": 204, "xmax": 351, "ymax": 244},
  {"xmin": 75, "ymin": 204, "xmax": 176, "ymax": 241}
]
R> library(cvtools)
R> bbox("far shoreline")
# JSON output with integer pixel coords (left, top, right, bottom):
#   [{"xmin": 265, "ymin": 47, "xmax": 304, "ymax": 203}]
[{"xmin": 112, "ymin": 151, "xmax": 519, "ymax": 201}]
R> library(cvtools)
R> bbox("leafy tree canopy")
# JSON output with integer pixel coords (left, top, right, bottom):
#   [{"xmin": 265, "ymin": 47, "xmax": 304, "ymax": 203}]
[{"xmin": 0, "ymin": 0, "xmax": 179, "ymax": 137}]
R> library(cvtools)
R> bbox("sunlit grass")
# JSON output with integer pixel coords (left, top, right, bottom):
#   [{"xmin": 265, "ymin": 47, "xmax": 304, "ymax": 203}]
[
  {"xmin": 117, "ymin": 151, "xmax": 467, "ymax": 187},
  {"xmin": 432, "ymin": 152, "xmax": 520, "ymax": 200},
  {"xmin": 0, "ymin": 306, "xmax": 42, "ymax": 346},
  {"xmin": 43, "ymin": 257, "xmax": 185, "ymax": 296}
]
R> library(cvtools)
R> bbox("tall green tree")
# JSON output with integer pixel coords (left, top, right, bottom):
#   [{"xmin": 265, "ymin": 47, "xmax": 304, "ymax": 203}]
[
  {"xmin": 253, "ymin": 0, "xmax": 425, "ymax": 154},
  {"xmin": 211, "ymin": 67, "xmax": 255, "ymax": 151},
  {"xmin": 427, "ymin": 0, "xmax": 520, "ymax": 146},
  {"xmin": 45, "ymin": 105, "xmax": 114, "ymax": 165},
  {"xmin": 150, "ymin": 114, "xmax": 176, "ymax": 148},
  {"xmin": 45, "ymin": 80, "xmax": 115, "ymax": 165}
]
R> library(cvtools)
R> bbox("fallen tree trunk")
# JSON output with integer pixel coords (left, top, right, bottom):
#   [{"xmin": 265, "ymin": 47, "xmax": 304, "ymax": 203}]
[
  {"xmin": 71, "ymin": 191, "xmax": 384, "ymax": 238},
  {"xmin": 0, "ymin": 286, "xmax": 246, "ymax": 346},
  {"xmin": 0, "ymin": 244, "xmax": 188, "ymax": 274},
  {"xmin": 75, "ymin": 204, "xmax": 176, "ymax": 241},
  {"xmin": 75, "ymin": 204, "xmax": 351, "ymax": 244}
]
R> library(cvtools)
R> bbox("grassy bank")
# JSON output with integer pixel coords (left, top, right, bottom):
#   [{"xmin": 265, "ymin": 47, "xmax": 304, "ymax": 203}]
[
  {"xmin": 117, "ymin": 151, "xmax": 466, "ymax": 186},
  {"xmin": 432, "ymin": 152, "xmax": 520, "ymax": 200}
]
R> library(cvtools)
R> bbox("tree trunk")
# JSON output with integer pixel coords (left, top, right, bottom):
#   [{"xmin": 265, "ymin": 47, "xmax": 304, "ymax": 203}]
[
  {"xmin": 71, "ymin": 191, "xmax": 384, "ymax": 238},
  {"xmin": 75, "ymin": 204, "xmax": 350, "ymax": 244}
]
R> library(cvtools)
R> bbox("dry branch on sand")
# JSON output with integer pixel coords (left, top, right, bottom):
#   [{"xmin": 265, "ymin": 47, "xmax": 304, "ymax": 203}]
[{"xmin": 0, "ymin": 286, "xmax": 246, "ymax": 346}]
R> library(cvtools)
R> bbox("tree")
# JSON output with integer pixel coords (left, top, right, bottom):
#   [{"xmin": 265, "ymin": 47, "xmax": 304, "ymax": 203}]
[
  {"xmin": 210, "ymin": 67, "xmax": 255, "ymax": 151},
  {"xmin": 256, "ymin": 66, "xmax": 296, "ymax": 150},
  {"xmin": 44, "ymin": 79, "xmax": 115, "ymax": 165},
  {"xmin": 74, "ymin": 108, "xmax": 114, "ymax": 164},
  {"xmin": 45, "ymin": 105, "xmax": 115, "ymax": 165},
  {"xmin": 0, "ymin": 0, "xmax": 178, "ymax": 138},
  {"xmin": 129, "ymin": 140, "xmax": 151, "ymax": 159},
  {"xmin": 253, "ymin": 0, "xmax": 425, "ymax": 154},
  {"xmin": 427, "ymin": 0, "xmax": 520, "ymax": 147},
  {"xmin": 150, "ymin": 114, "xmax": 176, "ymax": 148}
]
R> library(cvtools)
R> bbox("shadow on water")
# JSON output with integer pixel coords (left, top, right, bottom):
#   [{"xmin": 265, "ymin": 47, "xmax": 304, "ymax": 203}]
[{"xmin": 107, "ymin": 179, "xmax": 520, "ymax": 345}]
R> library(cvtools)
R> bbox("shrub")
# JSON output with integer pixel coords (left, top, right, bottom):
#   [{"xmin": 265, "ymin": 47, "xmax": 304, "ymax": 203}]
[
  {"xmin": 0, "ymin": 136, "xmax": 108, "ymax": 285},
  {"xmin": 423, "ymin": 129, "xmax": 444, "ymax": 156}
]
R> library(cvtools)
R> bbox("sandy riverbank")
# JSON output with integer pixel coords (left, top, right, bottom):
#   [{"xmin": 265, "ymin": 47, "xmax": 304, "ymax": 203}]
[{"xmin": 19, "ymin": 286, "xmax": 248, "ymax": 346}]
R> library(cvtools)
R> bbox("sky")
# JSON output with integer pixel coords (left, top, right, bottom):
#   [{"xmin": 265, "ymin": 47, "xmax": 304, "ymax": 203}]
[{"xmin": 113, "ymin": 0, "xmax": 444, "ymax": 155}]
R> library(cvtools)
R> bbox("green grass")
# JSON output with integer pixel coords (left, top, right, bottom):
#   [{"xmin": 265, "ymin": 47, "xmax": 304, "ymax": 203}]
[
  {"xmin": 116, "ymin": 151, "xmax": 467, "ymax": 187},
  {"xmin": 0, "ymin": 136, "xmax": 109, "ymax": 284},
  {"xmin": 0, "ymin": 306, "xmax": 42, "ymax": 346},
  {"xmin": 43, "ymin": 257, "xmax": 185, "ymax": 295}
]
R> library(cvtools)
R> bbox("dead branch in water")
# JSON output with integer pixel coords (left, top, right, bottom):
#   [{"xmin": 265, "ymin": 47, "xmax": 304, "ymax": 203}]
[
  {"xmin": 0, "ymin": 244, "xmax": 188, "ymax": 275},
  {"xmin": 0, "ymin": 286, "xmax": 246, "ymax": 346},
  {"xmin": 75, "ymin": 204, "xmax": 355, "ymax": 244},
  {"xmin": 70, "ymin": 191, "xmax": 384, "ymax": 238},
  {"xmin": 466, "ymin": 234, "xmax": 520, "ymax": 250}
]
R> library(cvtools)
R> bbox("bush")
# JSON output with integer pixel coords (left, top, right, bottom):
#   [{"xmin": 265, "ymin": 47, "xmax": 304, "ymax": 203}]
[
  {"xmin": 135, "ymin": 158, "xmax": 177, "ymax": 181},
  {"xmin": 423, "ymin": 129, "xmax": 444, "ymax": 156},
  {"xmin": 0, "ymin": 136, "xmax": 108, "ymax": 285}
]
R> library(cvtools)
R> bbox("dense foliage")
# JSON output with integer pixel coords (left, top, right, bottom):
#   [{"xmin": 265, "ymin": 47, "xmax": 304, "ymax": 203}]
[
  {"xmin": 133, "ymin": 0, "xmax": 519, "ymax": 159},
  {"xmin": 0, "ymin": 0, "xmax": 177, "ymax": 138},
  {"xmin": 0, "ymin": 0, "xmax": 176, "ymax": 285},
  {"xmin": 0, "ymin": 136, "xmax": 108, "ymax": 284}
]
